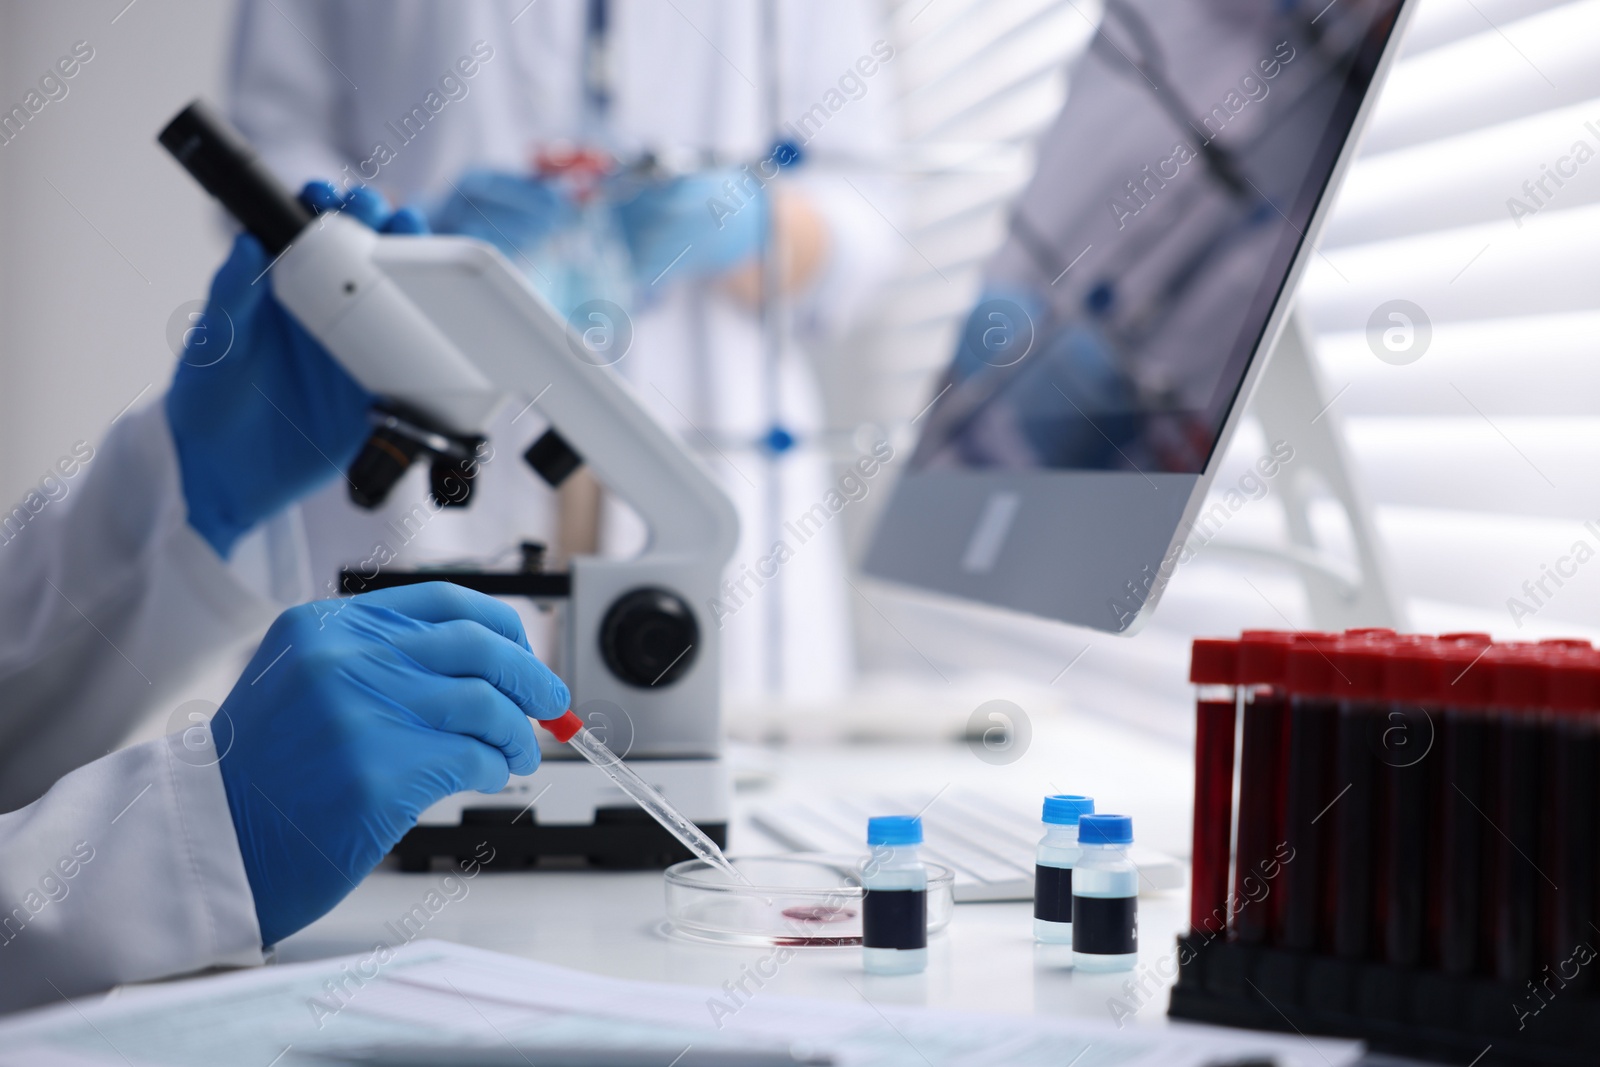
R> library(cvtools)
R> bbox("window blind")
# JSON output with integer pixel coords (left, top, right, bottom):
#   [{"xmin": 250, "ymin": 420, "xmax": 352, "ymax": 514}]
[{"xmin": 844, "ymin": 0, "xmax": 1600, "ymax": 736}]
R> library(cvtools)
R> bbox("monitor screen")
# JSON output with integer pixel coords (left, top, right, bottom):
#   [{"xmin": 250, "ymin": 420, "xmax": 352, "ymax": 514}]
[{"xmin": 910, "ymin": 0, "xmax": 1403, "ymax": 476}]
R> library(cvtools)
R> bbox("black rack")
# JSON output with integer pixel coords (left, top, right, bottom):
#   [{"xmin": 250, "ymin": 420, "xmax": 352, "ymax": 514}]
[
  {"xmin": 1170, "ymin": 921, "xmax": 1600, "ymax": 1065},
  {"xmin": 393, "ymin": 808, "xmax": 727, "ymax": 873}
]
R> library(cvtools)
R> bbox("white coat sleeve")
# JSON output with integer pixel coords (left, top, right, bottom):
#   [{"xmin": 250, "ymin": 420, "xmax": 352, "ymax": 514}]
[
  {"xmin": 0, "ymin": 403, "xmax": 284, "ymax": 813},
  {"xmin": 0, "ymin": 739, "xmax": 262, "ymax": 1013},
  {"xmin": 0, "ymin": 403, "xmax": 278, "ymax": 1011}
]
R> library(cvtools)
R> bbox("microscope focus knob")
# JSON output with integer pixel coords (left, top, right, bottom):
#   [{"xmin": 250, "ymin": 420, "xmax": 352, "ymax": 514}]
[{"xmin": 599, "ymin": 588, "xmax": 700, "ymax": 688}]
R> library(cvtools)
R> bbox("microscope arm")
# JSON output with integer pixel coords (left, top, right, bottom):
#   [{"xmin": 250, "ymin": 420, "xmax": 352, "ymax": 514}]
[
  {"xmin": 163, "ymin": 100, "xmax": 737, "ymax": 760},
  {"xmin": 161, "ymin": 100, "xmax": 736, "ymax": 567},
  {"xmin": 273, "ymin": 215, "xmax": 738, "ymax": 564}
]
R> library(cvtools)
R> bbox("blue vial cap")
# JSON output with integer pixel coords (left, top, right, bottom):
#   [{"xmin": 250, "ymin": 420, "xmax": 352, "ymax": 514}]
[
  {"xmin": 867, "ymin": 815, "xmax": 923, "ymax": 846},
  {"xmin": 1042, "ymin": 794, "xmax": 1095, "ymax": 826},
  {"xmin": 1078, "ymin": 814, "xmax": 1133, "ymax": 845}
]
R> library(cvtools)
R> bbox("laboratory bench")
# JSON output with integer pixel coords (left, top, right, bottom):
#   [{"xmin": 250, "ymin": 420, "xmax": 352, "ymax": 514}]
[{"xmin": 269, "ymin": 717, "xmax": 1441, "ymax": 1064}]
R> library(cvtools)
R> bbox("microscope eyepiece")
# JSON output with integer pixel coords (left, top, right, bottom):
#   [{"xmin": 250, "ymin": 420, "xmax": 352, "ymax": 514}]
[{"xmin": 159, "ymin": 100, "xmax": 313, "ymax": 256}]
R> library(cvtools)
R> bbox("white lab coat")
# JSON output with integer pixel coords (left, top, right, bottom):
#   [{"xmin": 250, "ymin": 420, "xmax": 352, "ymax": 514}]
[
  {"xmin": 0, "ymin": 405, "xmax": 266, "ymax": 1012},
  {"xmin": 227, "ymin": 0, "xmax": 902, "ymax": 705}
]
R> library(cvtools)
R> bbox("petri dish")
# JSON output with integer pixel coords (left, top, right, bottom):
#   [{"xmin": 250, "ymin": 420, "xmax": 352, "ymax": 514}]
[{"xmin": 663, "ymin": 854, "xmax": 954, "ymax": 947}]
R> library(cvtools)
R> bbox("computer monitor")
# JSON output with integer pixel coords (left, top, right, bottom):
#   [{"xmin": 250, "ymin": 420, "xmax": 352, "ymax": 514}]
[{"xmin": 865, "ymin": 0, "xmax": 1414, "ymax": 634}]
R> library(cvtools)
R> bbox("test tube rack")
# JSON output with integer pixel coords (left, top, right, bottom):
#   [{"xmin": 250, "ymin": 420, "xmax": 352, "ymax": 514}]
[{"xmin": 1167, "ymin": 630, "xmax": 1600, "ymax": 1067}]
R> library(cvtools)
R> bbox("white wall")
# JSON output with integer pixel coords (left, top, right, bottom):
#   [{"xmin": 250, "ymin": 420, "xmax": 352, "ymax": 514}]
[{"xmin": 0, "ymin": 0, "xmax": 233, "ymax": 506}]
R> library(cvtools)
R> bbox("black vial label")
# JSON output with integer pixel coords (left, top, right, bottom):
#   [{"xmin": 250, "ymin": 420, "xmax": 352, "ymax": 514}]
[
  {"xmin": 1034, "ymin": 865, "xmax": 1073, "ymax": 923},
  {"xmin": 1072, "ymin": 895, "xmax": 1137, "ymax": 955},
  {"xmin": 863, "ymin": 888, "xmax": 927, "ymax": 950}
]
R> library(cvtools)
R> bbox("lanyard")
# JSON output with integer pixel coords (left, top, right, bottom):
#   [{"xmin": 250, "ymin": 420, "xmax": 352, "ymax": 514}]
[{"xmin": 582, "ymin": 0, "xmax": 613, "ymax": 128}]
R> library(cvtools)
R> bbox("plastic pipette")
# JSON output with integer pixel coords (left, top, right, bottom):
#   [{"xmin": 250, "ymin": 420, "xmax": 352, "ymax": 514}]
[{"xmin": 539, "ymin": 710, "xmax": 744, "ymax": 883}]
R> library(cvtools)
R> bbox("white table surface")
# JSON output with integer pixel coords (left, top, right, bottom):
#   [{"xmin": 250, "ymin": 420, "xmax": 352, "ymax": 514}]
[
  {"xmin": 270, "ymin": 712, "xmax": 1424, "ymax": 1062},
  {"xmin": 275, "ymin": 712, "xmax": 1195, "ymax": 1030}
]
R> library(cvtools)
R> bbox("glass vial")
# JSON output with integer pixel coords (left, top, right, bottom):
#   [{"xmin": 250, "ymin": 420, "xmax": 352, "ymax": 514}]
[
  {"xmin": 1072, "ymin": 814, "xmax": 1138, "ymax": 972},
  {"xmin": 862, "ymin": 815, "xmax": 928, "ymax": 975},
  {"xmin": 1034, "ymin": 794, "xmax": 1095, "ymax": 945}
]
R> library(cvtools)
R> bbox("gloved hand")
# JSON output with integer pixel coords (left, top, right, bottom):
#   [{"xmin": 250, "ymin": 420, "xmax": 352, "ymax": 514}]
[
  {"xmin": 613, "ymin": 169, "xmax": 769, "ymax": 290},
  {"xmin": 428, "ymin": 169, "xmax": 576, "ymax": 260},
  {"xmin": 949, "ymin": 286, "xmax": 1050, "ymax": 382},
  {"xmin": 165, "ymin": 182, "xmax": 427, "ymax": 560},
  {"xmin": 216, "ymin": 582, "xmax": 570, "ymax": 946}
]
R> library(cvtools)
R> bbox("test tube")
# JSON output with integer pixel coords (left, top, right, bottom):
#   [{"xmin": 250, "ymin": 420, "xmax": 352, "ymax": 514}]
[
  {"xmin": 1280, "ymin": 636, "xmax": 1342, "ymax": 951},
  {"xmin": 1543, "ymin": 649, "xmax": 1597, "ymax": 988},
  {"xmin": 1381, "ymin": 638, "xmax": 1441, "ymax": 968},
  {"xmin": 1486, "ymin": 646, "xmax": 1545, "ymax": 984},
  {"xmin": 1232, "ymin": 632, "xmax": 1293, "ymax": 944},
  {"xmin": 1188, "ymin": 639, "xmax": 1237, "ymax": 939},
  {"xmin": 1332, "ymin": 634, "xmax": 1388, "ymax": 960},
  {"xmin": 1436, "ymin": 636, "xmax": 1494, "ymax": 976}
]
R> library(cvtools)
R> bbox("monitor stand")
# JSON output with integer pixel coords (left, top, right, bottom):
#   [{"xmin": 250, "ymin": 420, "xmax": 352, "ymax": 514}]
[{"xmin": 1205, "ymin": 311, "xmax": 1407, "ymax": 632}]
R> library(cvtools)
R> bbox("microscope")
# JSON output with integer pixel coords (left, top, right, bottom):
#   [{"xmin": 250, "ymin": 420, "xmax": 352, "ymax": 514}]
[{"xmin": 160, "ymin": 102, "xmax": 738, "ymax": 870}]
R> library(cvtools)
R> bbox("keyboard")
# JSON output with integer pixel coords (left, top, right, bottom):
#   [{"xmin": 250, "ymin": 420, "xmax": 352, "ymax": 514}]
[{"xmin": 749, "ymin": 789, "xmax": 1185, "ymax": 903}]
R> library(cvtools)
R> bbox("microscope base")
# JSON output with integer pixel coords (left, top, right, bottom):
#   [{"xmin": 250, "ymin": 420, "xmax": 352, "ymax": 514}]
[
  {"xmin": 395, "ymin": 756, "xmax": 730, "ymax": 872},
  {"xmin": 391, "ymin": 815, "xmax": 729, "ymax": 872}
]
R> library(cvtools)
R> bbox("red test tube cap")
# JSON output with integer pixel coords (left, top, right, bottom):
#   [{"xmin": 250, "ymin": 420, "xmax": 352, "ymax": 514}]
[
  {"xmin": 1545, "ymin": 651, "xmax": 1600, "ymax": 714},
  {"xmin": 1487, "ymin": 647, "xmax": 1546, "ymax": 710},
  {"xmin": 1190, "ymin": 639, "xmax": 1238, "ymax": 685},
  {"xmin": 1539, "ymin": 638, "xmax": 1592, "ymax": 651},
  {"xmin": 1286, "ymin": 638, "xmax": 1341, "ymax": 696},
  {"xmin": 1438, "ymin": 643, "xmax": 1493, "ymax": 707},
  {"xmin": 538, "ymin": 709, "xmax": 584, "ymax": 743},
  {"xmin": 1386, "ymin": 642, "xmax": 1443, "ymax": 704},
  {"xmin": 1334, "ymin": 637, "xmax": 1388, "ymax": 701},
  {"xmin": 1237, "ymin": 631, "xmax": 1295, "ymax": 686}
]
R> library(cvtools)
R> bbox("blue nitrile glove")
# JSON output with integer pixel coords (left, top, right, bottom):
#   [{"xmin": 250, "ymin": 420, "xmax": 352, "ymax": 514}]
[
  {"xmin": 427, "ymin": 169, "xmax": 576, "ymax": 259},
  {"xmin": 165, "ymin": 182, "xmax": 428, "ymax": 560},
  {"xmin": 216, "ymin": 583, "xmax": 571, "ymax": 946},
  {"xmin": 949, "ymin": 285, "xmax": 1050, "ymax": 383},
  {"xmin": 613, "ymin": 169, "xmax": 769, "ymax": 289}
]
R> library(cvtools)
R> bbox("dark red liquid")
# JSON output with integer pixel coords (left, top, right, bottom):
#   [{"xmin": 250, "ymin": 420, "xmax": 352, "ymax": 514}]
[
  {"xmin": 1282, "ymin": 695, "xmax": 1338, "ymax": 950},
  {"xmin": 1548, "ymin": 716, "xmax": 1595, "ymax": 987},
  {"xmin": 1233, "ymin": 689, "xmax": 1287, "ymax": 944},
  {"xmin": 781, "ymin": 905, "xmax": 855, "ymax": 924},
  {"xmin": 1382, "ymin": 702, "xmax": 1433, "ymax": 966},
  {"xmin": 1191, "ymin": 697, "xmax": 1237, "ymax": 937},
  {"xmin": 1333, "ymin": 699, "xmax": 1382, "ymax": 959},
  {"xmin": 1434, "ymin": 707, "xmax": 1490, "ymax": 975},
  {"xmin": 1494, "ymin": 711, "xmax": 1540, "ymax": 983}
]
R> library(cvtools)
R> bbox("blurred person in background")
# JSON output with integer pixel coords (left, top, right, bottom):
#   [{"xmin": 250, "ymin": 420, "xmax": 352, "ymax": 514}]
[{"xmin": 227, "ymin": 0, "xmax": 903, "ymax": 706}]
